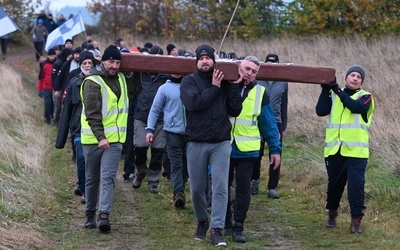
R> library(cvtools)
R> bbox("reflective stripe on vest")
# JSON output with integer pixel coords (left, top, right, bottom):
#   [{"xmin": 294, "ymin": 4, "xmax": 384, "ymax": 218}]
[
  {"xmin": 230, "ymin": 84, "xmax": 264, "ymax": 152},
  {"xmin": 324, "ymin": 89, "xmax": 375, "ymax": 158},
  {"xmin": 80, "ymin": 72, "xmax": 129, "ymax": 144}
]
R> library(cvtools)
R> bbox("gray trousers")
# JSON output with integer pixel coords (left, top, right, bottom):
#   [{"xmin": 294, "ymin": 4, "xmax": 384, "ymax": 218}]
[
  {"xmin": 186, "ymin": 141, "xmax": 231, "ymax": 229},
  {"xmin": 83, "ymin": 143, "xmax": 122, "ymax": 215}
]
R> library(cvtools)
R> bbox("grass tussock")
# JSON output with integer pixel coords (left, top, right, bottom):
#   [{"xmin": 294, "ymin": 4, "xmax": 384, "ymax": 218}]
[{"xmin": 0, "ymin": 63, "xmax": 54, "ymax": 249}]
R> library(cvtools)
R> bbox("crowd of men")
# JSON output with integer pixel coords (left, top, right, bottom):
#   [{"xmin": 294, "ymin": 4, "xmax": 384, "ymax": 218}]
[{"xmin": 36, "ymin": 29, "xmax": 374, "ymax": 246}]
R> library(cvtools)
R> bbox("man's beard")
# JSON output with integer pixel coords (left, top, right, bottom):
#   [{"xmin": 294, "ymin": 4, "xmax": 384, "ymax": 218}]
[
  {"xmin": 81, "ymin": 65, "xmax": 91, "ymax": 76},
  {"xmin": 197, "ymin": 65, "xmax": 213, "ymax": 74}
]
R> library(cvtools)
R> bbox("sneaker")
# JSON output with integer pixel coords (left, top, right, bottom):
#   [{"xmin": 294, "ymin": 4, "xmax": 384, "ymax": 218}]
[
  {"xmin": 350, "ymin": 217, "xmax": 362, "ymax": 233},
  {"xmin": 124, "ymin": 173, "xmax": 135, "ymax": 182},
  {"xmin": 326, "ymin": 209, "xmax": 338, "ymax": 228},
  {"xmin": 132, "ymin": 175, "xmax": 144, "ymax": 189},
  {"xmin": 251, "ymin": 179, "xmax": 260, "ymax": 195},
  {"xmin": 267, "ymin": 189, "xmax": 280, "ymax": 199},
  {"xmin": 98, "ymin": 213, "xmax": 111, "ymax": 233},
  {"xmin": 173, "ymin": 192, "xmax": 186, "ymax": 208},
  {"xmin": 210, "ymin": 228, "xmax": 227, "ymax": 247},
  {"xmin": 84, "ymin": 211, "xmax": 96, "ymax": 229},
  {"xmin": 194, "ymin": 220, "xmax": 209, "ymax": 240},
  {"xmin": 148, "ymin": 183, "xmax": 159, "ymax": 194},
  {"xmin": 80, "ymin": 195, "xmax": 86, "ymax": 204}
]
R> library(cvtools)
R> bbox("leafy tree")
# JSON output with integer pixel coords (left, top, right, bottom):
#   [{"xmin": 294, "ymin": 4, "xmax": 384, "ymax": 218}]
[
  {"xmin": 88, "ymin": 0, "xmax": 287, "ymax": 40},
  {"xmin": 282, "ymin": 0, "xmax": 400, "ymax": 37}
]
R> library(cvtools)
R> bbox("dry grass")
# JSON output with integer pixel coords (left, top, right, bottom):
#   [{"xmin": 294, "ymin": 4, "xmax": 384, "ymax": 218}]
[{"xmin": 0, "ymin": 63, "xmax": 53, "ymax": 249}]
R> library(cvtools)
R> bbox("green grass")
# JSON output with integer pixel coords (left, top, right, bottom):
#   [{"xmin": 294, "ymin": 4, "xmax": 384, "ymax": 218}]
[{"xmin": 33, "ymin": 129, "xmax": 400, "ymax": 249}]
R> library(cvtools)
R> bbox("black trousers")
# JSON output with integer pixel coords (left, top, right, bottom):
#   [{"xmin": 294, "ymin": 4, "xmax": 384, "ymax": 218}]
[
  {"xmin": 252, "ymin": 122, "xmax": 283, "ymax": 190},
  {"xmin": 226, "ymin": 157, "xmax": 257, "ymax": 224},
  {"xmin": 325, "ymin": 152, "xmax": 367, "ymax": 218}
]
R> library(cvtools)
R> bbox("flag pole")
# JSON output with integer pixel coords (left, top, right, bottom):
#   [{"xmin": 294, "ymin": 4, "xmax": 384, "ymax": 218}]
[
  {"xmin": 218, "ymin": 0, "xmax": 240, "ymax": 54},
  {"xmin": 18, "ymin": 28, "xmax": 42, "ymax": 60}
]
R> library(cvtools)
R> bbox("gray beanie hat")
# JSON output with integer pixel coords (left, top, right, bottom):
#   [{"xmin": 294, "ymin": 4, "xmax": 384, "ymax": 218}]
[{"xmin": 345, "ymin": 65, "xmax": 365, "ymax": 83}]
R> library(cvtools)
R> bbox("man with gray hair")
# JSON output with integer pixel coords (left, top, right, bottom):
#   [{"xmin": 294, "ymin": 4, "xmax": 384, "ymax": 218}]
[{"xmin": 225, "ymin": 56, "xmax": 281, "ymax": 243}]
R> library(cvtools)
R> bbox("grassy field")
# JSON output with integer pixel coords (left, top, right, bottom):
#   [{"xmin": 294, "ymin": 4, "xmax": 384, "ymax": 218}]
[{"xmin": 1, "ymin": 35, "xmax": 400, "ymax": 249}]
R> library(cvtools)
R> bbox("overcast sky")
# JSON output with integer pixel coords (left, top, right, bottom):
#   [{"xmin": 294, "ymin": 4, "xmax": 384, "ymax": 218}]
[{"xmin": 40, "ymin": 0, "xmax": 88, "ymax": 12}]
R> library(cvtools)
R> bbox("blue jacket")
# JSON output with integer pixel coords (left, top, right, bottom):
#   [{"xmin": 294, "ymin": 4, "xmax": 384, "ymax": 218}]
[
  {"xmin": 231, "ymin": 81, "xmax": 281, "ymax": 158},
  {"xmin": 146, "ymin": 79, "xmax": 186, "ymax": 135}
]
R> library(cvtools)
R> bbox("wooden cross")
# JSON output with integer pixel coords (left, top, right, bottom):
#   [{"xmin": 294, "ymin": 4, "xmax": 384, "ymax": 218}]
[{"xmin": 120, "ymin": 53, "xmax": 335, "ymax": 84}]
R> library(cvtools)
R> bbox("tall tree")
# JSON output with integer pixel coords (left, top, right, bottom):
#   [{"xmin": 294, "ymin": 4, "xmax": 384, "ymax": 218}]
[{"xmin": 283, "ymin": 0, "xmax": 400, "ymax": 37}]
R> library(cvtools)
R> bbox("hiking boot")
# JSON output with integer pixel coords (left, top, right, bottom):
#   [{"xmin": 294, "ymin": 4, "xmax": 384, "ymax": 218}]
[
  {"xmin": 251, "ymin": 179, "xmax": 260, "ymax": 195},
  {"xmin": 132, "ymin": 175, "xmax": 145, "ymax": 189},
  {"xmin": 194, "ymin": 220, "xmax": 209, "ymax": 240},
  {"xmin": 326, "ymin": 209, "xmax": 338, "ymax": 228},
  {"xmin": 224, "ymin": 227, "xmax": 232, "ymax": 236},
  {"xmin": 232, "ymin": 222, "xmax": 246, "ymax": 243},
  {"xmin": 98, "ymin": 213, "xmax": 111, "ymax": 233},
  {"xmin": 148, "ymin": 183, "xmax": 159, "ymax": 194},
  {"xmin": 350, "ymin": 217, "xmax": 362, "ymax": 234},
  {"xmin": 210, "ymin": 228, "xmax": 227, "ymax": 247},
  {"xmin": 80, "ymin": 195, "xmax": 86, "ymax": 204},
  {"xmin": 74, "ymin": 186, "xmax": 82, "ymax": 196},
  {"xmin": 173, "ymin": 192, "xmax": 186, "ymax": 208},
  {"xmin": 224, "ymin": 214, "xmax": 233, "ymax": 236},
  {"xmin": 84, "ymin": 211, "xmax": 96, "ymax": 229},
  {"xmin": 267, "ymin": 189, "xmax": 280, "ymax": 199}
]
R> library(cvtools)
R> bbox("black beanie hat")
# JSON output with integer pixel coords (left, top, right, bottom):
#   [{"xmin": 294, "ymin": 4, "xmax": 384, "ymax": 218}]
[
  {"xmin": 79, "ymin": 51, "xmax": 95, "ymax": 65},
  {"xmin": 144, "ymin": 42, "xmax": 153, "ymax": 48},
  {"xmin": 345, "ymin": 65, "xmax": 365, "ymax": 83},
  {"xmin": 166, "ymin": 44, "xmax": 176, "ymax": 55},
  {"xmin": 101, "ymin": 45, "xmax": 122, "ymax": 61},
  {"xmin": 195, "ymin": 44, "xmax": 215, "ymax": 62},
  {"xmin": 149, "ymin": 45, "xmax": 164, "ymax": 55},
  {"xmin": 265, "ymin": 53, "xmax": 279, "ymax": 63},
  {"xmin": 74, "ymin": 46, "xmax": 82, "ymax": 54},
  {"xmin": 47, "ymin": 48, "xmax": 56, "ymax": 56}
]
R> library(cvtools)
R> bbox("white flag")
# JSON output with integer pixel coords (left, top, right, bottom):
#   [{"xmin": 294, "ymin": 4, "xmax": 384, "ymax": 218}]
[
  {"xmin": 0, "ymin": 6, "xmax": 19, "ymax": 37},
  {"xmin": 45, "ymin": 12, "xmax": 85, "ymax": 52}
]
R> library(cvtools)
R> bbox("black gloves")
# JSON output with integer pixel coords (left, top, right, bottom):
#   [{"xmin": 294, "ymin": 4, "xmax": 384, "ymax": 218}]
[{"xmin": 328, "ymin": 78, "xmax": 341, "ymax": 94}]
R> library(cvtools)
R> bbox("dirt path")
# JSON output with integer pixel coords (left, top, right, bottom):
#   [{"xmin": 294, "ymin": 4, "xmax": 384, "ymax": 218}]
[{"xmin": 6, "ymin": 47, "xmax": 302, "ymax": 249}]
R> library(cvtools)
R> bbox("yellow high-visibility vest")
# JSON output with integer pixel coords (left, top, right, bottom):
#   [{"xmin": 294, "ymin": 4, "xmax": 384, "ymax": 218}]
[
  {"xmin": 230, "ymin": 84, "xmax": 264, "ymax": 152},
  {"xmin": 324, "ymin": 89, "xmax": 375, "ymax": 158},
  {"xmin": 80, "ymin": 73, "xmax": 129, "ymax": 144}
]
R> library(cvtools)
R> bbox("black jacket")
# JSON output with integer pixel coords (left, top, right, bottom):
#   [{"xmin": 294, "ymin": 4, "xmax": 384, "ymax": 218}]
[
  {"xmin": 180, "ymin": 71, "xmax": 242, "ymax": 142},
  {"xmin": 55, "ymin": 72, "xmax": 85, "ymax": 148},
  {"xmin": 133, "ymin": 73, "xmax": 169, "ymax": 123}
]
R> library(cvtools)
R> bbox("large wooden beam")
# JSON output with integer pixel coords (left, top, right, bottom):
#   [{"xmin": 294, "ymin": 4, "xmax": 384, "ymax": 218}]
[{"xmin": 120, "ymin": 53, "xmax": 335, "ymax": 84}]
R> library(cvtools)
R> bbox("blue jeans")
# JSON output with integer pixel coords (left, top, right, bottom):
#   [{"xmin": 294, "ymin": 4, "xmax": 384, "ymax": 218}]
[
  {"xmin": 75, "ymin": 139, "xmax": 85, "ymax": 195},
  {"xmin": 42, "ymin": 89, "xmax": 53, "ymax": 124},
  {"xmin": 164, "ymin": 131, "xmax": 188, "ymax": 194}
]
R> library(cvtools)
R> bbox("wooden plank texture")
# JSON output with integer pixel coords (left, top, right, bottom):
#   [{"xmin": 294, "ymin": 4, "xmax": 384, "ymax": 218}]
[{"xmin": 120, "ymin": 53, "xmax": 335, "ymax": 84}]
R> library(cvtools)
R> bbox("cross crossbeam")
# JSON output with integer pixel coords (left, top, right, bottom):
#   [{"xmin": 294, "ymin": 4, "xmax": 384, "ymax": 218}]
[{"xmin": 120, "ymin": 54, "xmax": 335, "ymax": 84}]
